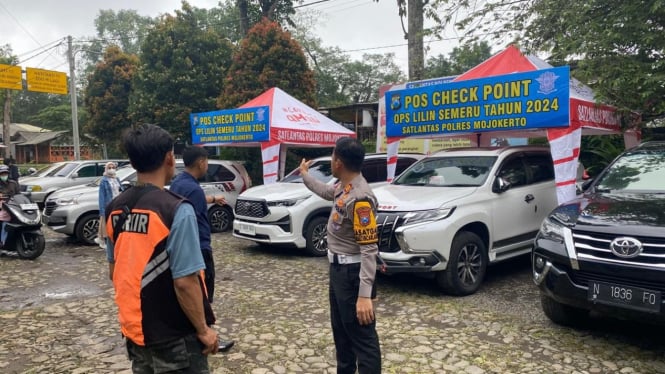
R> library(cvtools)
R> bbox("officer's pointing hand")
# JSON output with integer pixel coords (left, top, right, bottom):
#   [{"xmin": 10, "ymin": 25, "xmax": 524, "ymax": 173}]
[{"xmin": 299, "ymin": 158, "xmax": 312, "ymax": 175}]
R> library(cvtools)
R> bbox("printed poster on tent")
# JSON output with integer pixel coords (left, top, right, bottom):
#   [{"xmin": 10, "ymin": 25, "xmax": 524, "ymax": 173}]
[
  {"xmin": 190, "ymin": 106, "xmax": 270, "ymax": 144},
  {"xmin": 385, "ymin": 66, "xmax": 570, "ymax": 138}
]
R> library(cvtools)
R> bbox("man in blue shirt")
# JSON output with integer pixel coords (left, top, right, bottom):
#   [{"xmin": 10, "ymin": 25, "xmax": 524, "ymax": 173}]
[{"xmin": 169, "ymin": 146, "xmax": 234, "ymax": 351}]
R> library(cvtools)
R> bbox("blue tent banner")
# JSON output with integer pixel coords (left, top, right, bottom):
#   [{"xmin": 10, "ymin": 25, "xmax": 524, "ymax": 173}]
[
  {"xmin": 191, "ymin": 106, "xmax": 270, "ymax": 144},
  {"xmin": 385, "ymin": 66, "xmax": 570, "ymax": 138}
]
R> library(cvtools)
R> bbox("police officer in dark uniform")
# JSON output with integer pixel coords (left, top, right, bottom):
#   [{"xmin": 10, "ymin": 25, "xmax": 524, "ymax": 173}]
[{"xmin": 300, "ymin": 137, "xmax": 381, "ymax": 374}]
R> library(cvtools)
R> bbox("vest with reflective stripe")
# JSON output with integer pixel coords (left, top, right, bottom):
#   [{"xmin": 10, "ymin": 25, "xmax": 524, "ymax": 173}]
[{"xmin": 106, "ymin": 187, "xmax": 215, "ymax": 346}]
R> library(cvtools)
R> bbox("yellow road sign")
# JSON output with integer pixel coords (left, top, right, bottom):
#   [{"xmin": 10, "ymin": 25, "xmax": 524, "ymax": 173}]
[
  {"xmin": 26, "ymin": 67, "xmax": 68, "ymax": 95},
  {"xmin": 0, "ymin": 64, "xmax": 23, "ymax": 90}
]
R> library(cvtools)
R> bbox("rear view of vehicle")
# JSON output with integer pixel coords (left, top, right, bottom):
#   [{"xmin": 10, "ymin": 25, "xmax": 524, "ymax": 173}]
[{"xmin": 533, "ymin": 141, "xmax": 665, "ymax": 326}]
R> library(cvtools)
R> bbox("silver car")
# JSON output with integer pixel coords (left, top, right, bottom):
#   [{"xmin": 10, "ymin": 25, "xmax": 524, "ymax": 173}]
[
  {"xmin": 20, "ymin": 159, "xmax": 129, "ymax": 205},
  {"xmin": 42, "ymin": 160, "xmax": 251, "ymax": 245}
]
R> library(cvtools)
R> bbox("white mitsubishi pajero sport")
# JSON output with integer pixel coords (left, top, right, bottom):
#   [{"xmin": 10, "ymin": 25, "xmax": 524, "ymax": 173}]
[
  {"xmin": 233, "ymin": 153, "xmax": 422, "ymax": 256},
  {"xmin": 373, "ymin": 146, "xmax": 558, "ymax": 295}
]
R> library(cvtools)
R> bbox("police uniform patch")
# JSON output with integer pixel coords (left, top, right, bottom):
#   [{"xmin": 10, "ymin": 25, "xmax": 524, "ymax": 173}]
[{"xmin": 353, "ymin": 200, "xmax": 377, "ymax": 245}]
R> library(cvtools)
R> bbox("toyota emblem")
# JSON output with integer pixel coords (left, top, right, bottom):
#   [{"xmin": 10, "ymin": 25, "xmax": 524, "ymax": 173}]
[{"xmin": 609, "ymin": 237, "xmax": 643, "ymax": 258}]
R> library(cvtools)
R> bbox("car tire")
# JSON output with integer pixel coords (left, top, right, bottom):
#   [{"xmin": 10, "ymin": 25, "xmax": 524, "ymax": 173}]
[
  {"xmin": 304, "ymin": 216, "xmax": 328, "ymax": 257},
  {"xmin": 75, "ymin": 213, "xmax": 100, "ymax": 246},
  {"xmin": 436, "ymin": 231, "xmax": 487, "ymax": 296},
  {"xmin": 209, "ymin": 205, "xmax": 233, "ymax": 233},
  {"xmin": 540, "ymin": 293, "xmax": 588, "ymax": 326}
]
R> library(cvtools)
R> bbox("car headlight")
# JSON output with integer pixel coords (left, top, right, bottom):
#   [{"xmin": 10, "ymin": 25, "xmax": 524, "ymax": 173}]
[
  {"xmin": 267, "ymin": 196, "xmax": 309, "ymax": 207},
  {"xmin": 403, "ymin": 207, "xmax": 455, "ymax": 225},
  {"xmin": 27, "ymin": 185, "xmax": 42, "ymax": 192},
  {"xmin": 538, "ymin": 216, "xmax": 565, "ymax": 242},
  {"xmin": 55, "ymin": 196, "xmax": 80, "ymax": 206}
]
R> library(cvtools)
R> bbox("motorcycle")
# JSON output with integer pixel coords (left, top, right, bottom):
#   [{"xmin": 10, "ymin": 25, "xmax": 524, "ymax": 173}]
[{"xmin": 0, "ymin": 193, "xmax": 45, "ymax": 260}]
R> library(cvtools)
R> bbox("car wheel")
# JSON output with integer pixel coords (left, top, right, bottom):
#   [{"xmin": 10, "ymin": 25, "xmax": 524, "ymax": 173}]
[
  {"xmin": 16, "ymin": 232, "xmax": 45, "ymax": 260},
  {"xmin": 209, "ymin": 205, "xmax": 233, "ymax": 233},
  {"xmin": 540, "ymin": 293, "xmax": 588, "ymax": 326},
  {"xmin": 75, "ymin": 213, "xmax": 100, "ymax": 246},
  {"xmin": 436, "ymin": 231, "xmax": 487, "ymax": 296},
  {"xmin": 304, "ymin": 216, "xmax": 328, "ymax": 257}
]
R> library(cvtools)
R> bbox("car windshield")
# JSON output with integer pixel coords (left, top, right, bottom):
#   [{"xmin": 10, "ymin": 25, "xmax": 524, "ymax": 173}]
[
  {"xmin": 281, "ymin": 160, "xmax": 334, "ymax": 184},
  {"xmin": 393, "ymin": 156, "xmax": 497, "ymax": 187},
  {"xmin": 52, "ymin": 162, "xmax": 79, "ymax": 177},
  {"xmin": 31, "ymin": 162, "xmax": 65, "ymax": 177},
  {"xmin": 595, "ymin": 149, "xmax": 665, "ymax": 193}
]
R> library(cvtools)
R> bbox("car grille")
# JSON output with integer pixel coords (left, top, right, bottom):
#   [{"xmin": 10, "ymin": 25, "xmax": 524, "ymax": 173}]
[
  {"xmin": 376, "ymin": 212, "xmax": 409, "ymax": 253},
  {"xmin": 235, "ymin": 199, "xmax": 269, "ymax": 218},
  {"xmin": 44, "ymin": 201, "xmax": 57, "ymax": 216},
  {"xmin": 572, "ymin": 230, "xmax": 665, "ymax": 267}
]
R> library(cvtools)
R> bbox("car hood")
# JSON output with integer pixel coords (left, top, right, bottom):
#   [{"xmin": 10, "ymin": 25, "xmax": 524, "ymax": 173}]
[
  {"xmin": 373, "ymin": 184, "xmax": 477, "ymax": 211},
  {"xmin": 551, "ymin": 192, "xmax": 665, "ymax": 237},
  {"xmin": 21, "ymin": 176, "xmax": 66, "ymax": 186},
  {"xmin": 48, "ymin": 184, "xmax": 98, "ymax": 200},
  {"xmin": 239, "ymin": 182, "xmax": 315, "ymax": 201}
]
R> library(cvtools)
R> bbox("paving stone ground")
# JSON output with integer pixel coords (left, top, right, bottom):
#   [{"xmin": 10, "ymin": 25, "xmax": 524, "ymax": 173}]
[{"xmin": 1, "ymin": 230, "xmax": 664, "ymax": 373}]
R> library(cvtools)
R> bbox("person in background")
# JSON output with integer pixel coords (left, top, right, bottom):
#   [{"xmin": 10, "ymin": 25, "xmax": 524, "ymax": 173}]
[
  {"xmin": 0, "ymin": 165, "xmax": 20, "ymax": 248},
  {"xmin": 299, "ymin": 137, "xmax": 382, "ymax": 374},
  {"xmin": 95, "ymin": 162, "xmax": 121, "ymax": 250},
  {"xmin": 4, "ymin": 158, "xmax": 19, "ymax": 183},
  {"xmin": 105, "ymin": 124, "xmax": 219, "ymax": 372},
  {"xmin": 169, "ymin": 145, "xmax": 235, "ymax": 352}
]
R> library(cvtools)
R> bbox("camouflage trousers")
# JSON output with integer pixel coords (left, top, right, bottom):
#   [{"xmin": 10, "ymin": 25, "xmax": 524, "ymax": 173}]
[{"xmin": 126, "ymin": 334, "xmax": 210, "ymax": 374}]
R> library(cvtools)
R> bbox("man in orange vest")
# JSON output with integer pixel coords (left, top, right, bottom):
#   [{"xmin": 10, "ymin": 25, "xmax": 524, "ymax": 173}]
[{"xmin": 106, "ymin": 124, "xmax": 219, "ymax": 372}]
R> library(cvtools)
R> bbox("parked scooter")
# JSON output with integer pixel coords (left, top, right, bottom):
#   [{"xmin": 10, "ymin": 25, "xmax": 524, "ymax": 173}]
[{"xmin": 0, "ymin": 193, "xmax": 45, "ymax": 260}]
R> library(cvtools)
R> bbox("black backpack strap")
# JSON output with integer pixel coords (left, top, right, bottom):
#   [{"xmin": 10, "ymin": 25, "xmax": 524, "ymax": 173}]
[{"xmin": 112, "ymin": 185, "xmax": 157, "ymax": 242}]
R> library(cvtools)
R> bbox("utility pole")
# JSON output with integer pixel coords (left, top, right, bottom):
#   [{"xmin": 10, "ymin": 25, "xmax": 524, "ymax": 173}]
[
  {"xmin": 407, "ymin": 0, "xmax": 424, "ymax": 80},
  {"xmin": 67, "ymin": 35, "xmax": 81, "ymax": 160},
  {"xmin": 3, "ymin": 89, "xmax": 10, "ymax": 158}
]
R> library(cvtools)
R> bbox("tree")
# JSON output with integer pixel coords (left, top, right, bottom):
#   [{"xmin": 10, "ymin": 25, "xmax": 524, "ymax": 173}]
[
  {"xmin": 80, "ymin": 10, "xmax": 155, "ymax": 68},
  {"xmin": 130, "ymin": 2, "xmax": 234, "ymax": 139},
  {"xmin": 218, "ymin": 18, "xmax": 316, "ymax": 109},
  {"xmin": 338, "ymin": 54, "xmax": 404, "ymax": 104},
  {"xmin": 424, "ymin": 41, "xmax": 493, "ymax": 78},
  {"xmin": 428, "ymin": 0, "xmax": 665, "ymax": 124},
  {"xmin": 84, "ymin": 46, "xmax": 139, "ymax": 153},
  {"xmin": 237, "ymin": 0, "xmax": 300, "ymax": 36}
]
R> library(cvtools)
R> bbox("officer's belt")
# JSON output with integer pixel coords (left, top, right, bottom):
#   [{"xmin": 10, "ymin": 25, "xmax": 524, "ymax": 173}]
[{"xmin": 328, "ymin": 252, "xmax": 361, "ymax": 264}]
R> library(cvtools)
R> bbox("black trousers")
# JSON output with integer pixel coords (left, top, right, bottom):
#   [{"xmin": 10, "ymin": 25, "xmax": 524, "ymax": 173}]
[
  {"xmin": 202, "ymin": 250, "xmax": 215, "ymax": 304},
  {"xmin": 329, "ymin": 262, "xmax": 381, "ymax": 374}
]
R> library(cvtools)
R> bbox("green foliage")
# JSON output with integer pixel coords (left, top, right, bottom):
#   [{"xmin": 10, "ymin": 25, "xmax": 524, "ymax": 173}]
[
  {"xmin": 130, "ymin": 2, "xmax": 234, "ymax": 140},
  {"xmin": 218, "ymin": 18, "xmax": 316, "ymax": 109},
  {"xmin": 28, "ymin": 104, "xmax": 73, "ymax": 132},
  {"xmin": 580, "ymin": 135, "xmax": 625, "ymax": 176},
  {"xmin": 290, "ymin": 11, "xmax": 405, "ymax": 107},
  {"xmin": 429, "ymin": 0, "xmax": 665, "ymax": 125},
  {"xmin": 84, "ymin": 45, "xmax": 139, "ymax": 153},
  {"xmin": 425, "ymin": 41, "xmax": 493, "ymax": 78}
]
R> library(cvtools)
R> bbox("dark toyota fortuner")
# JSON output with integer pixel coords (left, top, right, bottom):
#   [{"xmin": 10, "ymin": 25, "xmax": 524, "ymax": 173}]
[{"xmin": 532, "ymin": 141, "xmax": 665, "ymax": 326}]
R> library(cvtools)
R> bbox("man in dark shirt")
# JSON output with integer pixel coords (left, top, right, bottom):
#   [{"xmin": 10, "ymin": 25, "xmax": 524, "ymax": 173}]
[{"xmin": 169, "ymin": 146, "xmax": 234, "ymax": 351}]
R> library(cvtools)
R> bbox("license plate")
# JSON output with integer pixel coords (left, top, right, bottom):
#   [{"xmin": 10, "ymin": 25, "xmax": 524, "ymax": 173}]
[
  {"xmin": 20, "ymin": 203, "xmax": 39, "ymax": 211},
  {"xmin": 588, "ymin": 281, "xmax": 661, "ymax": 313},
  {"xmin": 238, "ymin": 223, "xmax": 255, "ymax": 236}
]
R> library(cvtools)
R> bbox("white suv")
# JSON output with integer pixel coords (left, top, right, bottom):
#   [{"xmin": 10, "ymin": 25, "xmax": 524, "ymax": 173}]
[
  {"xmin": 373, "ymin": 146, "xmax": 558, "ymax": 295},
  {"xmin": 233, "ymin": 153, "xmax": 423, "ymax": 256}
]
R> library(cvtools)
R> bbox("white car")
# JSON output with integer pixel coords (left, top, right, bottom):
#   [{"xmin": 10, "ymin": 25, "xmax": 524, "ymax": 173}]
[
  {"xmin": 372, "ymin": 146, "xmax": 558, "ymax": 295},
  {"xmin": 42, "ymin": 160, "xmax": 251, "ymax": 245},
  {"xmin": 232, "ymin": 153, "xmax": 423, "ymax": 256}
]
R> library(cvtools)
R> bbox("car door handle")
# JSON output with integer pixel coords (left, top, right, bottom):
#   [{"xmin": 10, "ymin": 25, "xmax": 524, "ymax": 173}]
[{"xmin": 524, "ymin": 194, "xmax": 535, "ymax": 203}]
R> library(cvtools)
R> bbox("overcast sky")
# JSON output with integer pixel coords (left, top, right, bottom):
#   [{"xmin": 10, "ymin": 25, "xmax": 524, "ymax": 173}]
[{"xmin": 0, "ymin": 0, "xmax": 463, "ymax": 75}]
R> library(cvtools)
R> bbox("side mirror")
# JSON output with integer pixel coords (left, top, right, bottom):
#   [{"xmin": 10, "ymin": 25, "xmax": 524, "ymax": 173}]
[
  {"xmin": 493, "ymin": 177, "xmax": 512, "ymax": 193},
  {"xmin": 581, "ymin": 179, "xmax": 594, "ymax": 192},
  {"xmin": 120, "ymin": 181, "xmax": 132, "ymax": 192},
  {"xmin": 71, "ymin": 172, "xmax": 79, "ymax": 179}
]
